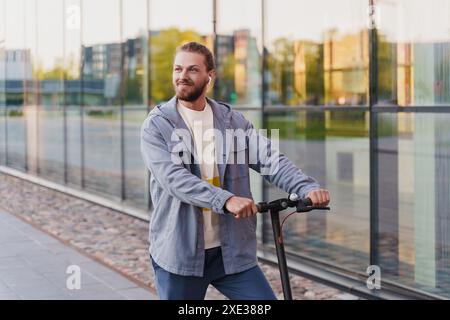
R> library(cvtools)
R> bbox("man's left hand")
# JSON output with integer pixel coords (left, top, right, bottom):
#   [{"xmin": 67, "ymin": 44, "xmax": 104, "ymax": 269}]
[{"xmin": 306, "ymin": 189, "xmax": 330, "ymax": 206}]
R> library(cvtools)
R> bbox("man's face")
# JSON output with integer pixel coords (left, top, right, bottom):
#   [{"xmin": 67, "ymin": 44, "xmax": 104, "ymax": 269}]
[{"xmin": 173, "ymin": 51, "xmax": 210, "ymax": 102}]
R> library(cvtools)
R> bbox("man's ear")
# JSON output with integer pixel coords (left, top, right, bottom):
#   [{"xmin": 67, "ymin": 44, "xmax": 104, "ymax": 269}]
[{"xmin": 208, "ymin": 70, "xmax": 216, "ymax": 85}]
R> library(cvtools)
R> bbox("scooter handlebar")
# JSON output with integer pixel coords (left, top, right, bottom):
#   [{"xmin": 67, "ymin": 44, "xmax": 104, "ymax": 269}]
[
  {"xmin": 302, "ymin": 198, "xmax": 313, "ymax": 207},
  {"xmin": 255, "ymin": 202, "xmax": 268, "ymax": 213},
  {"xmin": 256, "ymin": 196, "xmax": 321, "ymax": 213}
]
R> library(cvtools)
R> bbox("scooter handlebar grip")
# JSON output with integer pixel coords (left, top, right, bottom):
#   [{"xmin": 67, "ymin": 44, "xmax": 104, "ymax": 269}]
[
  {"xmin": 256, "ymin": 202, "xmax": 268, "ymax": 213},
  {"xmin": 303, "ymin": 198, "xmax": 313, "ymax": 206}
]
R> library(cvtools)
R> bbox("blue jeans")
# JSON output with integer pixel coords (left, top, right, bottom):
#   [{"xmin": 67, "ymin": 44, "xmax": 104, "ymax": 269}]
[{"xmin": 151, "ymin": 247, "xmax": 277, "ymax": 300}]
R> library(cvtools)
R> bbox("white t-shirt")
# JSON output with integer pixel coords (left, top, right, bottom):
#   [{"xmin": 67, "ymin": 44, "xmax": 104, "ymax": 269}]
[{"xmin": 177, "ymin": 101, "xmax": 221, "ymax": 249}]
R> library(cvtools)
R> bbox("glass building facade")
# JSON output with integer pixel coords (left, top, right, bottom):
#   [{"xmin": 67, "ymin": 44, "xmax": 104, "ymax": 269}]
[{"xmin": 1, "ymin": 0, "xmax": 449, "ymax": 299}]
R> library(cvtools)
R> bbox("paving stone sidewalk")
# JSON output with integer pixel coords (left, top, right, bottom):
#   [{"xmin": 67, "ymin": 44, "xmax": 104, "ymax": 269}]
[
  {"xmin": 0, "ymin": 173, "xmax": 359, "ymax": 300},
  {"xmin": 0, "ymin": 210, "xmax": 155, "ymax": 300}
]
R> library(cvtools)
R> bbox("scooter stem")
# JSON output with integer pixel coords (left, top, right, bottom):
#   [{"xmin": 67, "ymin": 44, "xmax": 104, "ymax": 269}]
[{"xmin": 270, "ymin": 208, "xmax": 293, "ymax": 300}]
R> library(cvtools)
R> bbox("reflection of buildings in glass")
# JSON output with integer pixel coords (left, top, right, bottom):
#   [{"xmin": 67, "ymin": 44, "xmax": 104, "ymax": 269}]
[
  {"xmin": 322, "ymin": 30, "xmax": 371, "ymax": 182},
  {"xmin": 0, "ymin": 49, "xmax": 33, "ymax": 80},
  {"xmin": 323, "ymin": 29, "xmax": 369, "ymax": 106},
  {"xmin": 293, "ymin": 40, "xmax": 323, "ymax": 105},
  {"xmin": 216, "ymin": 35, "xmax": 234, "ymax": 60},
  {"xmin": 83, "ymin": 42, "xmax": 120, "ymax": 105},
  {"xmin": 125, "ymin": 38, "xmax": 145, "ymax": 78},
  {"xmin": 215, "ymin": 34, "xmax": 235, "ymax": 102},
  {"xmin": 234, "ymin": 29, "xmax": 260, "ymax": 106},
  {"xmin": 396, "ymin": 43, "xmax": 413, "ymax": 135},
  {"xmin": 374, "ymin": 39, "xmax": 450, "ymax": 288},
  {"xmin": 83, "ymin": 43, "xmax": 121, "ymax": 80},
  {"xmin": 410, "ymin": 42, "xmax": 450, "ymax": 288},
  {"xmin": 397, "ymin": 42, "xmax": 413, "ymax": 106},
  {"xmin": 267, "ymin": 29, "xmax": 368, "ymax": 107},
  {"xmin": 1, "ymin": 38, "xmax": 146, "ymax": 107},
  {"xmin": 380, "ymin": 40, "xmax": 450, "ymax": 134},
  {"xmin": 81, "ymin": 36, "xmax": 145, "ymax": 105},
  {"xmin": 433, "ymin": 43, "xmax": 450, "ymax": 104},
  {"xmin": 3, "ymin": 30, "xmax": 263, "ymax": 107},
  {"xmin": 413, "ymin": 42, "xmax": 450, "ymax": 105},
  {"xmin": 0, "ymin": 49, "xmax": 33, "ymax": 106},
  {"xmin": 215, "ymin": 30, "xmax": 260, "ymax": 106},
  {"xmin": 380, "ymin": 39, "xmax": 450, "ymax": 108}
]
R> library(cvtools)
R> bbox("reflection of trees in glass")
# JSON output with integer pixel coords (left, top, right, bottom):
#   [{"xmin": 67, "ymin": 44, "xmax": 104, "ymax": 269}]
[
  {"xmin": 150, "ymin": 28, "xmax": 204, "ymax": 104},
  {"xmin": 324, "ymin": 30, "xmax": 368, "ymax": 106},
  {"xmin": 124, "ymin": 75, "xmax": 142, "ymax": 104},
  {"xmin": 377, "ymin": 33, "xmax": 397, "ymax": 105},
  {"xmin": 327, "ymin": 110, "xmax": 368, "ymax": 137},
  {"xmin": 217, "ymin": 52, "xmax": 236, "ymax": 103},
  {"xmin": 300, "ymin": 42, "xmax": 324, "ymax": 105},
  {"xmin": 266, "ymin": 29, "xmax": 369, "ymax": 107},
  {"xmin": 32, "ymin": 57, "xmax": 69, "ymax": 107},
  {"xmin": 267, "ymin": 110, "xmax": 368, "ymax": 140},
  {"xmin": 33, "ymin": 55, "xmax": 79, "ymax": 80},
  {"xmin": 267, "ymin": 38, "xmax": 324, "ymax": 106},
  {"xmin": 31, "ymin": 55, "xmax": 81, "ymax": 107},
  {"xmin": 267, "ymin": 38, "xmax": 294, "ymax": 105}
]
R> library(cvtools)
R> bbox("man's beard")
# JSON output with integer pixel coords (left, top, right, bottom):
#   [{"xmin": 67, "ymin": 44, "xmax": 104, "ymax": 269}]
[{"xmin": 174, "ymin": 79, "xmax": 208, "ymax": 102}]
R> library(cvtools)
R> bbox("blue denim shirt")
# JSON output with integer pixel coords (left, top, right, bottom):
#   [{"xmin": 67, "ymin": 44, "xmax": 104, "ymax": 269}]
[{"xmin": 140, "ymin": 96, "xmax": 320, "ymax": 276}]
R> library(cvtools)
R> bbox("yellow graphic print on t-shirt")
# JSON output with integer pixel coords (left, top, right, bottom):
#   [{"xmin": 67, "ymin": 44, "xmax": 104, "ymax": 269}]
[{"xmin": 203, "ymin": 176, "xmax": 221, "ymax": 212}]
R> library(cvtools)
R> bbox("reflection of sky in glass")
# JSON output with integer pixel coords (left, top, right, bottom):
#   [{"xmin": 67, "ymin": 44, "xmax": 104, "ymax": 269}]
[
  {"xmin": 82, "ymin": 0, "xmax": 120, "ymax": 45},
  {"xmin": 36, "ymin": 0, "xmax": 63, "ymax": 70},
  {"xmin": 218, "ymin": 0, "xmax": 261, "ymax": 35},
  {"xmin": 266, "ymin": 0, "xmax": 367, "ymax": 44},
  {"xmin": 122, "ymin": 0, "xmax": 147, "ymax": 40},
  {"xmin": 2, "ymin": 0, "xmax": 450, "ymax": 70},
  {"xmin": 378, "ymin": 0, "xmax": 450, "ymax": 42},
  {"xmin": 4, "ymin": 0, "xmax": 26, "ymax": 48},
  {"xmin": 65, "ymin": 0, "xmax": 81, "ymax": 74},
  {"xmin": 150, "ymin": 0, "xmax": 212, "ymax": 34}
]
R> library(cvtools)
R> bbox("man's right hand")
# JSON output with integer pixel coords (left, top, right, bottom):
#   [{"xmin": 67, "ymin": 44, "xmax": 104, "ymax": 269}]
[{"xmin": 224, "ymin": 196, "xmax": 258, "ymax": 219}]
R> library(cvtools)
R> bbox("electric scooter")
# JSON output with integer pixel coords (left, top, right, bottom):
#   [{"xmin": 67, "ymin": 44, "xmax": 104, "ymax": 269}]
[{"xmin": 256, "ymin": 193, "xmax": 330, "ymax": 300}]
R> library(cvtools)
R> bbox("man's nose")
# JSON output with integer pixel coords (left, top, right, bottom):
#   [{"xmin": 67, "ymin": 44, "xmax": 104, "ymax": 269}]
[{"xmin": 179, "ymin": 69, "xmax": 189, "ymax": 79}]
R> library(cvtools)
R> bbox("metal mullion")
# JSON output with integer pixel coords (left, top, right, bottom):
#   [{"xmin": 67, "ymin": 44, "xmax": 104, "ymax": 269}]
[
  {"xmin": 368, "ymin": 0, "xmax": 379, "ymax": 268},
  {"xmin": 80, "ymin": 0, "xmax": 85, "ymax": 189},
  {"xmin": 34, "ymin": 0, "xmax": 40, "ymax": 175},
  {"xmin": 145, "ymin": 0, "xmax": 152, "ymax": 212},
  {"xmin": 63, "ymin": 0, "xmax": 68, "ymax": 184},
  {"xmin": 373, "ymin": 106, "xmax": 450, "ymax": 113},
  {"xmin": 261, "ymin": 0, "xmax": 268, "ymax": 245},
  {"xmin": 23, "ymin": 0, "xmax": 29, "ymax": 172},
  {"xmin": 212, "ymin": 0, "xmax": 218, "ymax": 100},
  {"xmin": 119, "ymin": 0, "xmax": 126, "ymax": 201},
  {"xmin": 3, "ymin": 0, "xmax": 8, "ymax": 166},
  {"xmin": 264, "ymin": 105, "xmax": 369, "ymax": 112}
]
